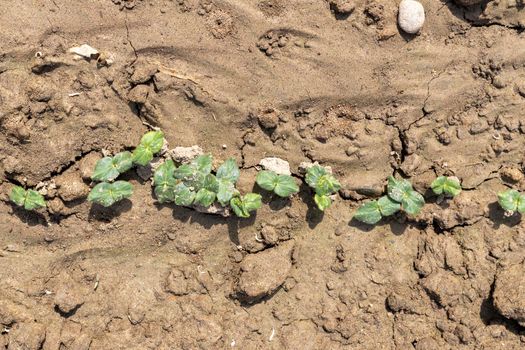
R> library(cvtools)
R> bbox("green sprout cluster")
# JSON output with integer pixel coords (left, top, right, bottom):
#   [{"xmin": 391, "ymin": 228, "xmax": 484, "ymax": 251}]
[
  {"xmin": 305, "ymin": 165, "xmax": 341, "ymax": 211},
  {"xmin": 354, "ymin": 176, "xmax": 425, "ymax": 225},
  {"xmin": 9, "ymin": 186, "xmax": 46, "ymax": 211},
  {"xmin": 88, "ymin": 130, "xmax": 164, "ymax": 207},
  {"xmin": 153, "ymin": 155, "xmax": 262, "ymax": 218},
  {"xmin": 498, "ymin": 189, "xmax": 525, "ymax": 215}
]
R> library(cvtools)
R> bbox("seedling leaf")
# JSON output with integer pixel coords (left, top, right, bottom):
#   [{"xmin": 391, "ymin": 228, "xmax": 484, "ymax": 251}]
[
  {"xmin": 314, "ymin": 193, "xmax": 332, "ymax": 211},
  {"xmin": 203, "ymin": 174, "xmax": 219, "ymax": 193},
  {"xmin": 315, "ymin": 174, "xmax": 341, "ymax": 196},
  {"xmin": 256, "ymin": 170, "xmax": 279, "ymax": 191},
  {"xmin": 217, "ymin": 180, "xmax": 236, "ymax": 206},
  {"xmin": 92, "ymin": 157, "xmax": 119, "ymax": 182},
  {"xmin": 274, "ymin": 175, "xmax": 299, "ymax": 198},
  {"xmin": 305, "ymin": 165, "xmax": 327, "ymax": 188},
  {"xmin": 174, "ymin": 164, "xmax": 193, "ymax": 179},
  {"xmin": 153, "ymin": 160, "xmax": 176, "ymax": 187},
  {"xmin": 387, "ymin": 176, "xmax": 413, "ymax": 203},
  {"xmin": 132, "ymin": 131, "xmax": 164, "ymax": 166},
  {"xmin": 173, "ymin": 183, "xmax": 195, "ymax": 206},
  {"xmin": 24, "ymin": 190, "xmax": 46, "ymax": 210},
  {"xmin": 498, "ymin": 190, "xmax": 521, "ymax": 213},
  {"xmin": 401, "ymin": 190, "xmax": 425, "ymax": 215},
  {"xmin": 378, "ymin": 195, "xmax": 401, "ymax": 216},
  {"xmin": 354, "ymin": 200, "xmax": 382, "ymax": 225},
  {"xmin": 88, "ymin": 181, "xmax": 133, "ymax": 207},
  {"xmin": 256, "ymin": 171, "xmax": 299, "ymax": 198},
  {"xmin": 9, "ymin": 186, "xmax": 26, "ymax": 207},
  {"xmin": 230, "ymin": 193, "xmax": 262, "ymax": 218},
  {"xmin": 431, "ymin": 176, "xmax": 461, "ymax": 197},
  {"xmin": 191, "ymin": 154, "xmax": 213, "ymax": 174},
  {"xmin": 216, "ymin": 158, "xmax": 240, "ymax": 183},
  {"xmin": 195, "ymin": 189, "xmax": 216, "ymax": 207}
]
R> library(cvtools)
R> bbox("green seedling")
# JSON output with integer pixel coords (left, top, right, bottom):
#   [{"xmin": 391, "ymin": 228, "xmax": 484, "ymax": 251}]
[
  {"xmin": 354, "ymin": 176, "xmax": 425, "ymax": 225},
  {"xmin": 9, "ymin": 186, "xmax": 46, "ymax": 211},
  {"xmin": 88, "ymin": 181, "xmax": 133, "ymax": 207},
  {"xmin": 132, "ymin": 131, "xmax": 164, "ymax": 166},
  {"xmin": 498, "ymin": 189, "xmax": 525, "ymax": 215},
  {"xmin": 305, "ymin": 165, "xmax": 341, "ymax": 211},
  {"xmin": 256, "ymin": 170, "xmax": 299, "ymax": 198},
  {"xmin": 354, "ymin": 196, "xmax": 400, "ymax": 225},
  {"xmin": 230, "ymin": 193, "xmax": 262, "ymax": 218},
  {"xmin": 216, "ymin": 158, "xmax": 241, "ymax": 206},
  {"xmin": 431, "ymin": 176, "xmax": 461, "ymax": 197},
  {"xmin": 91, "ymin": 151, "xmax": 133, "ymax": 182},
  {"xmin": 387, "ymin": 176, "xmax": 425, "ymax": 215},
  {"xmin": 153, "ymin": 159, "xmax": 177, "ymax": 203}
]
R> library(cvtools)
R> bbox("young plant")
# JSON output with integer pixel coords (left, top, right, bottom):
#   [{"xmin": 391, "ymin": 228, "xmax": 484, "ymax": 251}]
[
  {"xmin": 256, "ymin": 170, "xmax": 299, "ymax": 198},
  {"xmin": 9, "ymin": 186, "xmax": 46, "ymax": 211},
  {"xmin": 132, "ymin": 130, "xmax": 164, "ymax": 166},
  {"xmin": 305, "ymin": 165, "xmax": 341, "ymax": 211},
  {"xmin": 215, "ymin": 158, "xmax": 241, "ymax": 206},
  {"xmin": 498, "ymin": 189, "xmax": 525, "ymax": 215},
  {"xmin": 354, "ymin": 196, "xmax": 400, "ymax": 225},
  {"xmin": 431, "ymin": 176, "xmax": 461, "ymax": 197},
  {"xmin": 354, "ymin": 176, "xmax": 425, "ymax": 225},
  {"xmin": 88, "ymin": 181, "xmax": 133, "ymax": 207},
  {"xmin": 91, "ymin": 151, "xmax": 133, "ymax": 182},
  {"xmin": 230, "ymin": 193, "xmax": 262, "ymax": 218}
]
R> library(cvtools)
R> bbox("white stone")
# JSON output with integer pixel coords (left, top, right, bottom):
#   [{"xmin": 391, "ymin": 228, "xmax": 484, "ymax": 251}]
[
  {"xmin": 398, "ymin": 0, "xmax": 425, "ymax": 34},
  {"xmin": 168, "ymin": 145, "xmax": 203, "ymax": 163},
  {"xmin": 68, "ymin": 44, "xmax": 99, "ymax": 59},
  {"xmin": 259, "ymin": 157, "xmax": 291, "ymax": 176}
]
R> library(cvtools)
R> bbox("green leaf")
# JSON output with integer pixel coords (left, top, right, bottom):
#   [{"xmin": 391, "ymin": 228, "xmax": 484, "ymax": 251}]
[
  {"xmin": 173, "ymin": 183, "xmax": 195, "ymax": 206},
  {"xmin": 139, "ymin": 131, "xmax": 164, "ymax": 154},
  {"xmin": 9, "ymin": 186, "xmax": 26, "ymax": 207},
  {"xmin": 315, "ymin": 174, "xmax": 341, "ymax": 196},
  {"xmin": 88, "ymin": 181, "xmax": 133, "ymax": 207},
  {"xmin": 183, "ymin": 172, "xmax": 206, "ymax": 192},
  {"xmin": 305, "ymin": 165, "xmax": 327, "ymax": 188},
  {"xmin": 191, "ymin": 154, "xmax": 213, "ymax": 174},
  {"xmin": 256, "ymin": 170, "xmax": 279, "ymax": 191},
  {"xmin": 243, "ymin": 193, "xmax": 262, "ymax": 212},
  {"xmin": 274, "ymin": 175, "xmax": 299, "ymax": 197},
  {"xmin": 154, "ymin": 183, "xmax": 176, "ymax": 203},
  {"xmin": 518, "ymin": 193, "xmax": 525, "ymax": 214},
  {"xmin": 387, "ymin": 176, "xmax": 413, "ymax": 203},
  {"xmin": 401, "ymin": 190, "xmax": 425, "ymax": 215},
  {"xmin": 378, "ymin": 195, "xmax": 401, "ymax": 216},
  {"xmin": 216, "ymin": 158, "xmax": 240, "ymax": 183},
  {"xmin": 431, "ymin": 176, "xmax": 461, "ymax": 197},
  {"xmin": 203, "ymin": 174, "xmax": 219, "ymax": 192},
  {"xmin": 132, "ymin": 144, "xmax": 153, "ymax": 166},
  {"xmin": 217, "ymin": 180, "xmax": 236, "ymax": 206},
  {"xmin": 173, "ymin": 164, "xmax": 193, "ymax": 179},
  {"xmin": 354, "ymin": 200, "xmax": 382, "ymax": 225},
  {"xmin": 498, "ymin": 190, "xmax": 521, "ymax": 212},
  {"xmin": 10, "ymin": 186, "xmax": 46, "ymax": 211},
  {"xmin": 132, "ymin": 131, "xmax": 164, "ymax": 166},
  {"xmin": 92, "ymin": 157, "xmax": 120, "ymax": 182},
  {"xmin": 112, "ymin": 151, "xmax": 133, "ymax": 173},
  {"xmin": 194, "ymin": 189, "xmax": 216, "ymax": 207},
  {"xmin": 230, "ymin": 193, "xmax": 261, "ymax": 218},
  {"xmin": 314, "ymin": 193, "xmax": 332, "ymax": 211},
  {"xmin": 230, "ymin": 197, "xmax": 249, "ymax": 218},
  {"xmin": 154, "ymin": 160, "xmax": 176, "ymax": 187},
  {"xmin": 24, "ymin": 190, "xmax": 46, "ymax": 210}
]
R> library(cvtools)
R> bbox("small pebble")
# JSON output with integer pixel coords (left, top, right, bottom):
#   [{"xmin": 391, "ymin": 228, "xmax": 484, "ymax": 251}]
[{"xmin": 398, "ymin": 0, "xmax": 425, "ymax": 34}]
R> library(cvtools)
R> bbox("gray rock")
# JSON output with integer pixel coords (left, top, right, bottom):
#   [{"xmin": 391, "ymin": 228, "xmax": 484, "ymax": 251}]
[{"xmin": 168, "ymin": 145, "xmax": 203, "ymax": 164}]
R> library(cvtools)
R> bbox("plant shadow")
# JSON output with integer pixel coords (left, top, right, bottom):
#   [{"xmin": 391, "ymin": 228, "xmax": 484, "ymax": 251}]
[
  {"xmin": 9, "ymin": 205, "xmax": 48, "ymax": 226},
  {"xmin": 487, "ymin": 202, "xmax": 522, "ymax": 229},
  {"xmin": 88, "ymin": 199, "xmax": 133, "ymax": 222},
  {"xmin": 297, "ymin": 183, "xmax": 324, "ymax": 229},
  {"xmin": 348, "ymin": 216, "xmax": 409, "ymax": 236}
]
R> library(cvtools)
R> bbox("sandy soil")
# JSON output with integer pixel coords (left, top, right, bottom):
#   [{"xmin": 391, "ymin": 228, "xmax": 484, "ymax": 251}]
[{"xmin": 1, "ymin": 0, "xmax": 525, "ymax": 349}]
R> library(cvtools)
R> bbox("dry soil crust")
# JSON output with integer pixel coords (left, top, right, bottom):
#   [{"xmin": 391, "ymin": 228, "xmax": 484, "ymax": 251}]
[{"xmin": 1, "ymin": 0, "xmax": 525, "ymax": 349}]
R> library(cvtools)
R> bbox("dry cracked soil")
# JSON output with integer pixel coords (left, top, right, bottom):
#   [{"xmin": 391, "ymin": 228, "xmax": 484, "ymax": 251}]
[{"xmin": 1, "ymin": 0, "xmax": 525, "ymax": 349}]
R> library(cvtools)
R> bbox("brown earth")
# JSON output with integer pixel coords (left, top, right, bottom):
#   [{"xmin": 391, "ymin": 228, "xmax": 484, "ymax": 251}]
[{"xmin": 1, "ymin": 0, "xmax": 525, "ymax": 349}]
